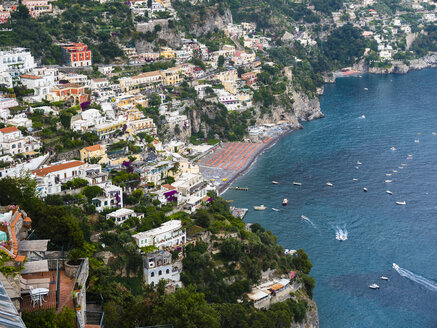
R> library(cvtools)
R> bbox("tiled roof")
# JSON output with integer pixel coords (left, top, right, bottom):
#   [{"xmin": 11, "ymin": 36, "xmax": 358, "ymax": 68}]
[
  {"xmin": 84, "ymin": 144, "xmax": 101, "ymax": 152},
  {"xmin": 162, "ymin": 184, "xmax": 175, "ymax": 190},
  {"xmin": 0, "ymin": 126, "xmax": 19, "ymax": 134},
  {"xmin": 32, "ymin": 160, "xmax": 84, "ymax": 176},
  {"xmin": 21, "ymin": 74, "xmax": 42, "ymax": 80}
]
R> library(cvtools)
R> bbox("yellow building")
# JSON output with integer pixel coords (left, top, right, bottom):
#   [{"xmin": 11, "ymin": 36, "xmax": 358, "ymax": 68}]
[
  {"xmin": 161, "ymin": 66, "xmax": 183, "ymax": 86},
  {"xmin": 80, "ymin": 144, "xmax": 108, "ymax": 164},
  {"xmin": 160, "ymin": 47, "xmax": 175, "ymax": 59}
]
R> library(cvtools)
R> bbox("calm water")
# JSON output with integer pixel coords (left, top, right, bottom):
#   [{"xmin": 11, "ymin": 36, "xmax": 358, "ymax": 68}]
[{"xmin": 224, "ymin": 69, "xmax": 437, "ymax": 328}]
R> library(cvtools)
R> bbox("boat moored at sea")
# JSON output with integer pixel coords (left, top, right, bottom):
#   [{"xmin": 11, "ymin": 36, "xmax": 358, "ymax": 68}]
[
  {"xmin": 391, "ymin": 146, "xmax": 396, "ymax": 151},
  {"xmin": 386, "ymin": 190, "xmax": 392, "ymax": 195},
  {"xmin": 396, "ymin": 201, "xmax": 406, "ymax": 205},
  {"xmin": 363, "ymin": 187, "xmax": 368, "ymax": 192},
  {"xmin": 357, "ymin": 161, "xmax": 362, "ymax": 165},
  {"xmin": 272, "ymin": 208, "xmax": 279, "ymax": 212},
  {"xmin": 369, "ymin": 284, "xmax": 380, "ymax": 289},
  {"xmin": 293, "ymin": 182, "xmax": 302, "ymax": 186},
  {"xmin": 385, "ymin": 180, "xmax": 392, "ymax": 183},
  {"xmin": 380, "ymin": 276, "xmax": 389, "ymax": 280},
  {"xmin": 272, "ymin": 181, "xmax": 279, "ymax": 184},
  {"xmin": 254, "ymin": 205, "xmax": 267, "ymax": 211},
  {"xmin": 326, "ymin": 182, "xmax": 334, "ymax": 187},
  {"xmin": 282, "ymin": 198, "xmax": 288, "ymax": 206}
]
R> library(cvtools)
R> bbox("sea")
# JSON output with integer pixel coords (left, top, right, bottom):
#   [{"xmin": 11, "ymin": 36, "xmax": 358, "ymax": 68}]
[{"xmin": 223, "ymin": 69, "xmax": 437, "ymax": 328}]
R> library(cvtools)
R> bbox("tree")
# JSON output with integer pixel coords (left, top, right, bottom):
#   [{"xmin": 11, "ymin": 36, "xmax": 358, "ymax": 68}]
[
  {"xmin": 292, "ymin": 249, "xmax": 312, "ymax": 274},
  {"xmin": 148, "ymin": 93, "xmax": 161, "ymax": 107},
  {"xmin": 218, "ymin": 55, "xmax": 225, "ymax": 68},
  {"xmin": 219, "ymin": 238, "xmax": 243, "ymax": 261},
  {"xmin": 82, "ymin": 186, "xmax": 103, "ymax": 202}
]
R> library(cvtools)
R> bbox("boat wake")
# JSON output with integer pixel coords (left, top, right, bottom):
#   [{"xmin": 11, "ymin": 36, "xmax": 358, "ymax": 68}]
[
  {"xmin": 335, "ymin": 226, "xmax": 348, "ymax": 241},
  {"xmin": 393, "ymin": 263, "xmax": 437, "ymax": 291},
  {"xmin": 301, "ymin": 215, "xmax": 317, "ymax": 229}
]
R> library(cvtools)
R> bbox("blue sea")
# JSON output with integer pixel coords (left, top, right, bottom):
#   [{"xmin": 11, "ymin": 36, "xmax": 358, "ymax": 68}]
[{"xmin": 224, "ymin": 69, "xmax": 437, "ymax": 328}]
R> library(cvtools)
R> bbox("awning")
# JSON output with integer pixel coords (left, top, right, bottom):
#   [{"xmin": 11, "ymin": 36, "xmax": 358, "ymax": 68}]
[
  {"xmin": 21, "ymin": 260, "xmax": 48, "ymax": 274},
  {"xmin": 18, "ymin": 240, "xmax": 49, "ymax": 252}
]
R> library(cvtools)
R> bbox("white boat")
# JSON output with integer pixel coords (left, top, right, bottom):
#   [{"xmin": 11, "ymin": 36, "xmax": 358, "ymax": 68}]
[
  {"xmin": 386, "ymin": 190, "xmax": 392, "ymax": 195},
  {"xmin": 301, "ymin": 215, "xmax": 309, "ymax": 220},
  {"xmin": 364, "ymin": 88, "xmax": 368, "ymax": 90},
  {"xmin": 272, "ymin": 181, "xmax": 279, "ymax": 184},
  {"xmin": 391, "ymin": 146, "xmax": 396, "ymax": 151},
  {"xmin": 380, "ymin": 276, "xmax": 389, "ymax": 280},
  {"xmin": 293, "ymin": 182, "xmax": 302, "ymax": 186},
  {"xmin": 357, "ymin": 161, "xmax": 362, "ymax": 165},
  {"xmin": 396, "ymin": 201, "xmax": 406, "ymax": 205},
  {"xmin": 353, "ymin": 178, "xmax": 358, "ymax": 181},
  {"xmin": 393, "ymin": 263, "xmax": 399, "ymax": 270},
  {"xmin": 401, "ymin": 163, "xmax": 407, "ymax": 166},
  {"xmin": 393, "ymin": 170, "xmax": 398, "ymax": 173},
  {"xmin": 363, "ymin": 187, "xmax": 368, "ymax": 192},
  {"xmin": 414, "ymin": 139, "xmax": 420, "ymax": 143},
  {"xmin": 398, "ymin": 166, "xmax": 403, "ymax": 169},
  {"xmin": 433, "ymin": 132, "xmax": 436, "ymax": 135},
  {"xmin": 338, "ymin": 234, "xmax": 347, "ymax": 241},
  {"xmin": 385, "ymin": 180, "xmax": 392, "ymax": 183},
  {"xmin": 369, "ymin": 283, "xmax": 379, "ymax": 289},
  {"xmin": 360, "ymin": 114, "xmax": 366, "ymax": 119},
  {"xmin": 254, "ymin": 205, "xmax": 267, "ymax": 211},
  {"xmin": 272, "ymin": 208, "xmax": 279, "ymax": 212},
  {"xmin": 408, "ymin": 154, "xmax": 413, "ymax": 157},
  {"xmin": 386, "ymin": 174, "xmax": 392, "ymax": 176},
  {"xmin": 326, "ymin": 182, "xmax": 334, "ymax": 187},
  {"xmin": 282, "ymin": 198, "xmax": 288, "ymax": 206}
]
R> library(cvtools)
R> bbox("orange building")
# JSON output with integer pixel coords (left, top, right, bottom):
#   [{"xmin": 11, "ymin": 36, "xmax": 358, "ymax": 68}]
[
  {"xmin": 61, "ymin": 43, "xmax": 92, "ymax": 67},
  {"xmin": 49, "ymin": 83, "xmax": 88, "ymax": 103}
]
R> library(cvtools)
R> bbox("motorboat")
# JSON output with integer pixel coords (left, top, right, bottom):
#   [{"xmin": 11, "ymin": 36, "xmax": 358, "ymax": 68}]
[
  {"xmin": 353, "ymin": 178, "xmax": 358, "ymax": 181},
  {"xmin": 386, "ymin": 174, "xmax": 392, "ymax": 176},
  {"xmin": 282, "ymin": 198, "xmax": 288, "ymax": 206},
  {"xmin": 396, "ymin": 201, "xmax": 406, "ymax": 205},
  {"xmin": 401, "ymin": 163, "xmax": 407, "ymax": 166},
  {"xmin": 301, "ymin": 215, "xmax": 309, "ymax": 220},
  {"xmin": 385, "ymin": 180, "xmax": 392, "ymax": 183},
  {"xmin": 380, "ymin": 276, "xmax": 389, "ymax": 280},
  {"xmin": 363, "ymin": 187, "xmax": 368, "ymax": 192},
  {"xmin": 357, "ymin": 161, "xmax": 362, "ymax": 165},
  {"xmin": 369, "ymin": 284, "xmax": 380, "ymax": 289},
  {"xmin": 386, "ymin": 190, "xmax": 392, "ymax": 195},
  {"xmin": 393, "ymin": 263, "xmax": 400, "ymax": 270},
  {"xmin": 433, "ymin": 132, "xmax": 436, "ymax": 135},
  {"xmin": 254, "ymin": 205, "xmax": 267, "ymax": 211},
  {"xmin": 393, "ymin": 170, "xmax": 398, "ymax": 173},
  {"xmin": 272, "ymin": 181, "xmax": 279, "ymax": 184},
  {"xmin": 293, "ymin": 182, "xmax": 302, "ymax": 186},
  {"xmin": 360, "ymin": 114, "xmax": 366, "ymax": 118},
  {"xmin": 272, "ymin": 208, "xmax": 279, "ymax": 212},
  {"xmin": 326, "ymin": 182, "xmax": 334, "ymax": 187},
  {"xmin": 391, "ymin": 146, "xmax": 396, "ymax": 151},
  {"xmin": 338, "ymin": 234, "xmax": 347, "ymax": 241},
  {"xmin": 414, "ymin": 139, "xmax": 420, "ymax": 143},
  {"xmin": 364, "ymin": 88, "xmax": 368, "ymax": 90},
  {"xmin": 408, "ymin": 154, "xmax": 413, "ymax": 157},
  {"xmin": 284, "ymin": 249, "xmax": 297, "ymax": 255},
  {"xmin": 398, "ymin": 166, "xmax": 403, "ymax": 169}
]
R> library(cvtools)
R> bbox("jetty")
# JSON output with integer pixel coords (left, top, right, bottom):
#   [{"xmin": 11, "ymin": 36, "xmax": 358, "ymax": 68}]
[
  {"xmin": 231, "ymin": 187, "xmax": 248, "ymax": 191},
  {"xmin": 230, "ymin": 207, "xmax": 248, "ymax": 219}
]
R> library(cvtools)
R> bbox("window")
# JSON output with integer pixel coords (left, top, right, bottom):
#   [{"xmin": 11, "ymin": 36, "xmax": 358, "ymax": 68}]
[
  {"xmin": 166, "ymin": 269, "xmax": 169, "ymax": 274},
  {"xmin": 158, "ymin": 270, "xmax": 162, "ymax": 276},
  {"xmin": 151, "ymin": 272, "xmax": 154, "ymax": 277}
]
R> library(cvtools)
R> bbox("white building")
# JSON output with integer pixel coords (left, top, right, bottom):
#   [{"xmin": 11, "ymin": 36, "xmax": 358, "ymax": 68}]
[
  {"xmin": 70, "ymin": 108, "xmax": 105, "ymax": 132},
  {"xmin": 106, "ymin": 208, "xmax": 143, "ymax": 225},
  {"xmin": 92, "ymin": 182, "xmax": 123, "ymax": 212},
  {"xmin": 143, "ymin": 250, "xmax": 181, "ymax": 288},
  {"xmin": 20, "ymin": 73, "xmax": 57, "ymax": 101},
  {"xmin": 132, "ymin": 220, "xmax": 186, "ymax": 249},
  {"xmin": 0, "ymin": 126, "xmax": 40, "ymax": 156},
  {"xmin": 32, "ymin": 160, "xmax": 105, "ymax": 196},
  {"xmin": 0, "ymin": 48, "xmax": 36, "ymax": 87}
]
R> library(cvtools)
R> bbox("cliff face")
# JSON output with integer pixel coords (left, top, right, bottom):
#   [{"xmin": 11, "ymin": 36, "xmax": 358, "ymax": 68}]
[
  {"xmin": 293, "ymin": 297, "xmax": 319, "ymax": 328},
  {"xmin": 189, "ymin": 7, "xmax": 233, "ymax": 36}
]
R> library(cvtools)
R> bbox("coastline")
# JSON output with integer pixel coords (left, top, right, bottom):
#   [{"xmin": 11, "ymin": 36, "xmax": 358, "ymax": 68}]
[
  {"xmin": 217, "ymin": 128, "xmax": 295, "ymax": 195},
  {"xmin": 219, "ymin": 58, "xmax": 437, "ymax": 197}
]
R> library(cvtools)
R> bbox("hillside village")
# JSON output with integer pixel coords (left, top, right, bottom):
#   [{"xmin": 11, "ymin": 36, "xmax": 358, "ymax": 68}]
[{"xmin": 0, "ymin": 0, "xmax": 437, "ymax": 327}]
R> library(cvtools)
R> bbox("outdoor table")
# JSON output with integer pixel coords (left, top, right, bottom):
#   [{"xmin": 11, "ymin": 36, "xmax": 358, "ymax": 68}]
[{"xmin": 30, "ymin": 287, "xmax": 49, "ymax": 306}]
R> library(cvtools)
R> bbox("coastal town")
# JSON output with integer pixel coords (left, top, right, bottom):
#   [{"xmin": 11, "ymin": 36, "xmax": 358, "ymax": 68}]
[{"xmin": 0, "ymin": 0, "xmax": 436, "ymax": 327}]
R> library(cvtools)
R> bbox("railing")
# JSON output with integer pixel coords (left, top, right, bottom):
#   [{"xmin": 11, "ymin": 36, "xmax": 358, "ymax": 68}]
[
  {"xmin": 21, "ymin": 290, "xmax": 57, "ymax": 311},
  {"xmin": 55, "ymin": 259, "xmax": 60, "ymax": 310}
]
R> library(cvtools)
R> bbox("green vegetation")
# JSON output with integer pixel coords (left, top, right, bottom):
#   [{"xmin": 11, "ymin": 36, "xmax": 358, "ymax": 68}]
[{"xmin": 22, "ymin": 307, "xmax": 76, "ymax": 328}]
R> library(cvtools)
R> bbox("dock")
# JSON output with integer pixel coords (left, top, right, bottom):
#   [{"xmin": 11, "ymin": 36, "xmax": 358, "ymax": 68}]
[
  {"xmin": 231, "ymin": 187, "xmax": 248, "ymax": 191},
  {"xmin": 230, "ymin": 207, "xmax": 248, "ymax": 219}
]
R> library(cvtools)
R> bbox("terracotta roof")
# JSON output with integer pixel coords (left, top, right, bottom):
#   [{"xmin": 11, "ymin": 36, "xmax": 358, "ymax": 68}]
[
  {"xmin": 0, "ymin": 126, "xmax": 19, "ymax": 134},
  {"xmin": 32, "ymin": 160, "xmax": 84, "ymax": 176},
  {"xmin": 268, "ymin": 283, "xmax": 284, "ymax": 291},
  {"xmin": 91, "ymin": 78, "xmax": 107, "ymax": 82},
  {"xmin": 14, "ymin": 255, "xmax": 26, "ymax": 262},
  {"xmin": 23, "ymin": 217, "xmax": 32, "ymax": 223},
  {"xmin": 162, "ymin": 184, "xmax": 175, "ymax": 190},
  {"xmin": 57, "ymin": 83, "xmax": 83, "ymax": 89},
  {"xmin": 84, "ymin": 144, "xmax": 101, "ymax": 152},
  {"xmin": 21, "ymin": 74, "xmax": 42, "ymax": 80}
]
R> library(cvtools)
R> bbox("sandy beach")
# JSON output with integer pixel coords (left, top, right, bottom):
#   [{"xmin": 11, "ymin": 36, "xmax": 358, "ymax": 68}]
[{"xmin": 198, "ymin": 130, "xmax": 293, "ymax": 194}]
